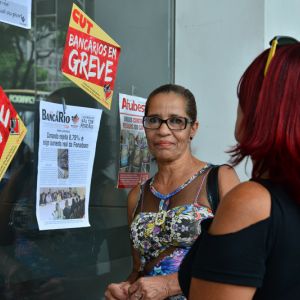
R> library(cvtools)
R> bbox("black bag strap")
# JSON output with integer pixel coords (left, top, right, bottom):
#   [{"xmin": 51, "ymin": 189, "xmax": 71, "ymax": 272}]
[{"xmin": 206, "ymin": 165, "xmax": 221, "ymax": 214}]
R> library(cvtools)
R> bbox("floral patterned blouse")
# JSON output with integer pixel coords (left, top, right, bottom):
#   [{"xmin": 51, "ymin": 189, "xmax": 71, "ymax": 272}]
[{"xmin": 130, "ymin": 166, "xmax": 214, "ymax": 299}]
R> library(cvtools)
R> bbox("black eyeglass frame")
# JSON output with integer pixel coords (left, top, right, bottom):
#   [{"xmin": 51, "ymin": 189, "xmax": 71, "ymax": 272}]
[{"xmin": 143, "ymin": 116, "xmax": 193, "ymax": 131}]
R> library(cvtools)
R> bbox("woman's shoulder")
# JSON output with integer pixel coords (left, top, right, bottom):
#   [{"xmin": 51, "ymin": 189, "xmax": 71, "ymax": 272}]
[
  {"xmin": 214, "ymin": 164, "xmax": 240, "ymax": 199},
  {"xmin": 209, "ymin": 181, "xmax": 271, "ymax": 235},
  {"xmin": 217, "ymin": 164, "xmax": 238, "ymax": 178},
  {"xmin": 127, "ymin": 184, "xmax": 141, "ymax": 208},
  {"xmin": 225, "ymin": 180, "xmax": 271, "ymax": 202},
  {"xmin": 128, "ymin": 184, "xmax": 141, "ymax": 199},
  {"xmin": 127, "ymin": 180, "xmax": 149, "ymax": 224}
]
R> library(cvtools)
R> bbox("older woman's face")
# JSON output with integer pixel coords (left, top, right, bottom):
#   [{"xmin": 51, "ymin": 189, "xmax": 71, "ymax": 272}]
[{"xmin": 145, "ymin": 92, "xmax": 198, "ymax": 162}]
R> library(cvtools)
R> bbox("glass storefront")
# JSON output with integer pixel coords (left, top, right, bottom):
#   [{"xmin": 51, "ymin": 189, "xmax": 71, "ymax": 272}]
[{"xmin": 0, "ymin": 0, "xmax": 174, "ymax": 299}]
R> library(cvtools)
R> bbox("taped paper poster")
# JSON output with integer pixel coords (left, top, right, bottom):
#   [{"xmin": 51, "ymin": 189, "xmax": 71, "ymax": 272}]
[
  {"xmin": 0, "ymin": 86, "xmax": 27, "ymax": 181},
  {"xmin": 117, "ymin": 93, "xmax": 150, "ymax": 188},
  {"xmin": 36, "ymin": 101, "xmax": 102, "ymax": 230},
  {"xmin": 61, "ymin": 3, "xmax": 121, "ymax": 110},
  {"xmin": 0, "ymin": 0, "xmax": 32, "ymax": 29}
]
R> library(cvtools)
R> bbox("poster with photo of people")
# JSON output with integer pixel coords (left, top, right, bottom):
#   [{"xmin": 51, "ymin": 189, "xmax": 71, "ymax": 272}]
[
  {"xmin": 117, "ymin": 93, "xmax": 150, "ymax": 188},
  {"xmin": 36, "ymin": 101, "xmax": 102, "ymax": 230},
  {"xmin": 39, "ymin": 187, "xmax": 86, "ymax": 221}
]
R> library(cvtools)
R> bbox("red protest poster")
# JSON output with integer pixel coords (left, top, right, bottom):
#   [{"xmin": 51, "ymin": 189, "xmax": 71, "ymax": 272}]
[
  {"xmin": 0, "ymin": 87, "xmax": 27, "ymax": 180},
  {"xmin": 61, "ymin": 3, "xmax": 121, "ymax": 110}
]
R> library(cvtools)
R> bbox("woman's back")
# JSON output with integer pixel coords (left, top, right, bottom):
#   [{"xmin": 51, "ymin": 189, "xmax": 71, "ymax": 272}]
[
  {"xmin": 253, "ymin": 179, "xmax": 300, "ymax": 299},
  {"xmin": 179, "ymin": 179, "xmax": 300, "ymax": 300}
]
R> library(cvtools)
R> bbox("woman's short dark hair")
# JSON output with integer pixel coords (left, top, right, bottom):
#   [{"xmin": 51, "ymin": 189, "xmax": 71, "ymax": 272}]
[
  {"xmin": 145, "ymin": 84, "xmax": 197, "ymax": 123},
  {"xmin": 230, "ymin": 43, "xmax": 300, "ymax": 199}
]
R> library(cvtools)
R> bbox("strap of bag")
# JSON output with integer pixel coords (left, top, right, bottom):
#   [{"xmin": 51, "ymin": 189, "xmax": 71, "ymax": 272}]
[{"xmin": 206, "ymin": 165, "xmax": 221, "ymax": 214}]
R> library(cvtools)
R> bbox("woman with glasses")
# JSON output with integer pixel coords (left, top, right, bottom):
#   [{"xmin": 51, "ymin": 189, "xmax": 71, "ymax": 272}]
[
  {"xmin": 105, "ymin": 84, "xmax": 239, "ymax": 300},
  {"xmin": 178, "ymin": 37, "xmax": 300, "ymax": 299}
]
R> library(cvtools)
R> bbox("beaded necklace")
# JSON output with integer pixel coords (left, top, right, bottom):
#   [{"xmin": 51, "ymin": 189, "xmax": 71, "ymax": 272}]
[{"xmin": 150, "ymin": 164, "xmax": 211, "ymax": 225}]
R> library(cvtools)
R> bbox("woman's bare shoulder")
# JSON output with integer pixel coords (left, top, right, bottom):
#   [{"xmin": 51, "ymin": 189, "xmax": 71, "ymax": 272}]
[
  {"xmin": 217, "ymin": 165, "xmax": 240, "ymax": 198},
  {"xmin": 209, "ymin": 181, "xmax": 271, "ymax": 235},
  {"xmin": 128, "ymin": 184, "xmax": 140, "ymax": 202},
  {"xmin": 127, "ymin": 184, "xmax": 141, "ymax": 224}
]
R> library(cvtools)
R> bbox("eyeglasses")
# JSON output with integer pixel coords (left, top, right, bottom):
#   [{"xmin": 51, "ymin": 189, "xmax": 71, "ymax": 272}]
[
  {"xmin": 143, "ymin": 116, "xmax": 192, "ymax": 130},
  {"xmin": 264, "ymin": 35, "xmax": 298, "ymax": 76}
]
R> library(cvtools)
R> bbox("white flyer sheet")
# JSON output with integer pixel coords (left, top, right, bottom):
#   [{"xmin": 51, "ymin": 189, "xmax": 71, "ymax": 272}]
[
  {"xmin": 36, "ymin": 101, "xmax": 102, "ymax": 230},
  {"xmin": 0, "ymin": 0, "xmax": 32, "ymax": 29}
]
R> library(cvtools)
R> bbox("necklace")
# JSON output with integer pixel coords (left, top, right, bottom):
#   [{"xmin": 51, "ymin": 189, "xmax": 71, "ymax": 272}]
[{"xmin": 150, "ymin": 164, "xmax": 211, "ymax": 225}]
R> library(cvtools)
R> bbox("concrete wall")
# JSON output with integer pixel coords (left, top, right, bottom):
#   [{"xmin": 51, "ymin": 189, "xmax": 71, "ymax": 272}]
[
  {"xmin": 175, "ymin": 0, "xmax": 300, "ymax": 180},
  {"xmin": 265, "ymin": 0, "xmax": 300, "ymax": 46}
]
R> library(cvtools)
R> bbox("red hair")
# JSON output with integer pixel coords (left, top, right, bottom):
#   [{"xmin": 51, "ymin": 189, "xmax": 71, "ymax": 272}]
[{"xmin": 231, "ymin": 44, "xmax": 300, "ymax": 200}]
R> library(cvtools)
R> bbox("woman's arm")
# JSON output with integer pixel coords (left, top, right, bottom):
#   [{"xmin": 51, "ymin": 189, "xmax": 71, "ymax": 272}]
[
  {"xmin": 189, "ymin": 278, "xmax": 256, "ymax": 300},
  {"xmin": 126, "ymin": 247, "xmax": 141, "ymax": 283},
  {"xmin": 126, "ymin": 185, "xmax": 142, "ymax": 283},
  {"xmin": 104, "ymin": 185, "xmax": 142, "ymax": 299}
]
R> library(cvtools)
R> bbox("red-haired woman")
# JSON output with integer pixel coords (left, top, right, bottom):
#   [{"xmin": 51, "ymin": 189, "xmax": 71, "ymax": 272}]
[{"xmin": 179, "ymin": 36, "xmax": 300, "ymax": 300}]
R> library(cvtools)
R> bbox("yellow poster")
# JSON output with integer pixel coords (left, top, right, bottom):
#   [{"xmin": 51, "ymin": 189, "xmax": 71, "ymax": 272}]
[
  {"xmin": 61, "ymin": 4, "xmax": 121, "ymax": 110},
  {"xmin": 0, "ymin": 87, "xmax": 27, "ymax": 181}
]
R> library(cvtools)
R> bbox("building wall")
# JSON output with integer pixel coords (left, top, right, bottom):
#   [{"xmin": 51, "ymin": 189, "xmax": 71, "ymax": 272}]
[
  {"xmin": 264, "ymin": 0, "xmax": 300, "ymax": 46},
  {"xmin": 175, "ymin": 0, "xmax": 300, "ymax": 180}
]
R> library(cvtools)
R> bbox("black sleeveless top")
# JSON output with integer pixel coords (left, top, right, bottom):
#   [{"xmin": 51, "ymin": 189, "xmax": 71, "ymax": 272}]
[{"xmin": 178, "ymin": 179, "xmax": 300, "ymax": 299}]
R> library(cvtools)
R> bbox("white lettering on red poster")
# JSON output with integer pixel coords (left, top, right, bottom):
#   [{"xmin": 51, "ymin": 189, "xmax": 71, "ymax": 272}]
[
  {"xmin": 61, "ymin": 8, "xmax": 120, "ymax": 91},
  {"xmin": 0, "ymin": 87, "xmax": 19, "ymax": 158}
]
